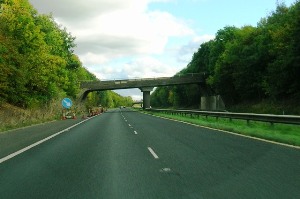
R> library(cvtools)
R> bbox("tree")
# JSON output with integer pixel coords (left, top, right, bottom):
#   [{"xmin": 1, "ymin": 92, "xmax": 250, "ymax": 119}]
[
  {"xmin": 207, "ymin": 26, "xmax": 239, "ymax": 105},
  {"xmin": 218, "ymin": 26, "xmax": 267, "ymax": 102},
  {"xmin": 260, "ymin": 2, "xmax": 299, "ymax": 99},
  {"xmin": 0, "ymin": 0, "xmax": 93, "ymax": 107}
]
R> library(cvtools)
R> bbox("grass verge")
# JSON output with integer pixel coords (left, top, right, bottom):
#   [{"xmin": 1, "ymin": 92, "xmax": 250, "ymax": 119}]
[
  {"xmin": 0, "ymin": 102, "xmax": 86, "ymax": 133},
  {"xmin": 0, "ymin": 104, "xmax": 60, "ymax": 133},
  {"xmin": 143, "ymin": 111, "xmax": 300, "ymax": 147}
]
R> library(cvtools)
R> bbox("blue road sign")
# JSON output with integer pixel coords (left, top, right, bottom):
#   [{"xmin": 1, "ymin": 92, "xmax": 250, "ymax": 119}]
[{"xmin": 62, "ymin": 98, "xmax": 72, "ymax": 109}]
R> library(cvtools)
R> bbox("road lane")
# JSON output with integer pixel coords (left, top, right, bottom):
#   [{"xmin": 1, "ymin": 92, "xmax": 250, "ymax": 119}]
[
  {"xmin": 0, "ymin": 108, "xmax": 299, "ymax": 198},
  {"xmin": 122, "ymin": 109, "xmax": 300, "ymax": 199},
  {"xmin": 0, "ymin": 118, "xmax": 86, "ymax": 159},
  {"xmin": 0, "ymin": 109, "xmax": 185, "ymax": 198}
]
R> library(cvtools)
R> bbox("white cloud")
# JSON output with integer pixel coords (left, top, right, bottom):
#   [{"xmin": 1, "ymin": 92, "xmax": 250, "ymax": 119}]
[
  {"xmin": 177, "ymin": 34, "xmax": 214, "ymax": 63},
  {"xmin": 30, "ymin": 0, "xmax": 147, "ymax": 20},
  {"xmin": 89, "ymin": 56, "xmax": 178, "ymax": 80},
  {"xmin": 80, "ymin": 52, "xmax": 109, "ymax": 65},
  {"xmin": 192, "ymin": 34, "xmax": 215, "ymax": 43},
  {"xmin": 71, "ymin": 9, "xmax": 194, "ymax": 59},
  {"xmin": 30, "ymin": 0, "xmax": 193, "ymax": 60},
  {"xmin": 123, "ymin": 57, "xmax": 178, "ymax": 78},
  {"xmin": 29, "ymin": 0, "xmax": 206, "ymax": 99}
]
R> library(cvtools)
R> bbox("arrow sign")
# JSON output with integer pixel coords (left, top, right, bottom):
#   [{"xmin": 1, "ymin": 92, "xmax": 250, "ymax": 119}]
[{"xmin": 62, "ymin": 98, "xmax": 72, "ymax": 109}]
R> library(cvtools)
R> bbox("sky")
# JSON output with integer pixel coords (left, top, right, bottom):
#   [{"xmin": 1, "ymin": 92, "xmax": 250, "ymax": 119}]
[{"xmin": 29, "ymin": 0, "xmax": 296, "ymax": 100}]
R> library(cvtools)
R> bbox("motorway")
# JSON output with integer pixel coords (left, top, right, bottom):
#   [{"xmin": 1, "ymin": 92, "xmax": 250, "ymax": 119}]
[{"xmin": 0, "ymin": 108, "xmax": 299, "ymax": 199}]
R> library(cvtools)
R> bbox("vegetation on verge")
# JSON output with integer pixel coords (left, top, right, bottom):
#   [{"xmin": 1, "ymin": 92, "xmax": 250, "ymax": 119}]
[
  {"xmin": 0, "ymin": 102, "xmax": 64, "ymax": 132},
  {"xmin": 144, "ymin": 111, "xmax": 300, "ymax": 147},
  {"xmin": 151, "ymin": 1, "xmax": 300, "ymax": 115}
]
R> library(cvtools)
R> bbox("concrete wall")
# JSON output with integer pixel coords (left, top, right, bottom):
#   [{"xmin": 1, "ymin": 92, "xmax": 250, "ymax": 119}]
[{"xmin": 200, "ymin": 95, "xmax": 225, "ymax": 111}]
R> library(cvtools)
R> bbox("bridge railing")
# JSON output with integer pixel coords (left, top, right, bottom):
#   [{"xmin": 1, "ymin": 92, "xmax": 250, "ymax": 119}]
[{"xmin": 146, "ymin": 108, "xmax": 300, "ymax": 125}]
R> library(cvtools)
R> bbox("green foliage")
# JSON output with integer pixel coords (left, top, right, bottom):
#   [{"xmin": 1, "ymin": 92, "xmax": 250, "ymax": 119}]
[
  {"xmin": 151, "ymin": 87, "xmax": 172, "ymax": 107},
  {"xmin": 0, "ymin": 0, "xmax": 95, "ymax": 108},
  {"xmin": 151, "ymin": 1, "xmax": 300, "ymax": 110},
  {"xmin": 260, "ymin": 3, "xmax": 298, "ymax": 99},
  {"xmin": 85, "ymin": 90, "xmax": 134, "ymax": 109}
]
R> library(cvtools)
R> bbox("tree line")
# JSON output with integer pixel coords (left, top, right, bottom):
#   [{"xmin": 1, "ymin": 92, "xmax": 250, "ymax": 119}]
[
  {"xmin": 0, "ymin": 0, "xmax": 133, "ymax": 109},
  {"xmin": 151, "ymin": 1, "xmax": 300, "ymax": 112},
  {"xmin": 86, "ymin": 90, "xmax": 134, "ymax": 109}
]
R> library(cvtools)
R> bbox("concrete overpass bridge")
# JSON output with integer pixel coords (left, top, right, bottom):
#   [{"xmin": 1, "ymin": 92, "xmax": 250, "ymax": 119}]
[{"xmin": 79, "ymin": 74, "xmax": 224, "ymax": 110}]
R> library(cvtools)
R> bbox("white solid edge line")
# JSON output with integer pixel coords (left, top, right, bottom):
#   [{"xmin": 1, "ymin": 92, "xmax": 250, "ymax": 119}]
[
  {"xmin": 144, "ymin": 112, "xmax": 300, "ymax": 150},
  {"xmin": 148, "ymin": 147, "xmax": 159, "ymax": 159},
  {"xmin": 0, "ymin": 116, "xmax": 95, "ymax": 164}
]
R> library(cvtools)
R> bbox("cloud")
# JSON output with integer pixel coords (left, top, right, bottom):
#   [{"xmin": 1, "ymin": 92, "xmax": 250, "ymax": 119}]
[
  {"xmin": 123, "ymin": 57, "xmax": 179, "ymax": 78},
  {"xmin": 30, "ymin": 0, "xmax": 194, "ymax": 66},
  {"xmin": 30, "ymin": 0, "xmax": 142, "ymax": 21},
  {"xmin": 72, "ymin": 9, "xmax": 194, "ymax": 60},
  {"xmin": 90, "ymin": 56, "xmax": 179, "ymax": 80},
  {"xmin": 177, "ymin": 34, "xmax": 215, "ymax": 63}
]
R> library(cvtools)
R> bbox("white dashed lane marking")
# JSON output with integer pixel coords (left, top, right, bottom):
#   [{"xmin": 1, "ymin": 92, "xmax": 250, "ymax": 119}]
[{"xmin": 148, "ymin": 147, "xmax": 159, "ymax": 159}]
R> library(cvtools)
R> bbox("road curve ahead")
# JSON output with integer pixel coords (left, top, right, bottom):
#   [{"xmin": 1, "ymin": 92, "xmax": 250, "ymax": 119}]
[{"xmin": 0, "ymin": 108, "xmax": 299, "ymax": 199}]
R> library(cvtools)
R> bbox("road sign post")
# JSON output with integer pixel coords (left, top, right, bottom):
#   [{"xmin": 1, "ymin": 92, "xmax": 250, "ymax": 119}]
[
  {"xmin": 62, "ymin": 98, "xmax": 72, "ymax": 109},
  {"xmin": 61, "ymin": 98, "xmax": 74, "ymax": 120}
]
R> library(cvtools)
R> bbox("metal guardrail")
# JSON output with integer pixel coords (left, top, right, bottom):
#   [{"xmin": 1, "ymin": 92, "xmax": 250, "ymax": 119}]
[{"xmin": 147, "ymin": 108, "xmax": 300, "ymax": 125}]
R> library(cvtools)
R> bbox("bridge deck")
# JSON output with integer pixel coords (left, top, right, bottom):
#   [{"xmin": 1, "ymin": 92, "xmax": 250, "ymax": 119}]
[{"xmin": 80, "ymin": 75, "xmax": 205, "ymax": 91}]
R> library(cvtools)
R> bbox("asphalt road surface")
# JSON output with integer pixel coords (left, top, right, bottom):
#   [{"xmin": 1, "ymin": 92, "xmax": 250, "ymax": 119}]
[{"xmin": 0, "ymin": 108, "xmax": 299, "ymax": 199}]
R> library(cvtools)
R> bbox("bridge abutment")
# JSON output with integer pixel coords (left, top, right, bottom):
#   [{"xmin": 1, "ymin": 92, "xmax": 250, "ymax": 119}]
[
  {"xmin": 140, "ymin": 87, "xmax": 154, "ymax": 109},
  {"xmin": 200, "ymin": 95, "xmax": 225, "ymax": 111}
]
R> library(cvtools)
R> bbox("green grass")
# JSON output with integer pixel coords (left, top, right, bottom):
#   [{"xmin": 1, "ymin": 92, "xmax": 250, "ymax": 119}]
[{"xmin": 143, "ymin": 111, "xmax": 300, "ymax": 147}]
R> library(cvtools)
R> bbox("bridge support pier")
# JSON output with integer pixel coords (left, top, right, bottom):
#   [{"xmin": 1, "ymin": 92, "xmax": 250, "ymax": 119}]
[
  {"xmin": 200, "ymin": 95, "xmax": 225, "ymax": 111},
  {"xmin": 140, "ymin": 87, "xmax": 154, "ymax": 109}
]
